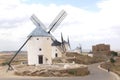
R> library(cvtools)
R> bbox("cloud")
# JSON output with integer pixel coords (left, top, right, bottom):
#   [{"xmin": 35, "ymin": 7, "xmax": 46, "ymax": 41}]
[{"xmin": 0, "ymin": 0, "xmax": 120, "ymax": 51}]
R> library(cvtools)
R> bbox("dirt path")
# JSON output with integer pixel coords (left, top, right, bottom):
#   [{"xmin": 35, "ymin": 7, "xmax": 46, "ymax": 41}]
[{"xmin": 0, "ymin": 66, "xmax": 17, "ymax": 78}]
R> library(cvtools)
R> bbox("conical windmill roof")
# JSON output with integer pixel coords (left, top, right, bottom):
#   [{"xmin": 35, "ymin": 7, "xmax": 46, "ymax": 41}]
[{"xmin": 28, "ymin": 27, "xmax": 51, "ymax": 37}]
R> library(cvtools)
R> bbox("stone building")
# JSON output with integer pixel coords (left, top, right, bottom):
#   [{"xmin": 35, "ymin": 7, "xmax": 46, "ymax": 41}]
[{"xmin": 92, "ymin": 44, "xmax": 110, "ymax": 57}]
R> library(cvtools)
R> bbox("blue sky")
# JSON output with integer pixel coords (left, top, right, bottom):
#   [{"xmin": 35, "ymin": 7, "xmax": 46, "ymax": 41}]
[
  {"xmin": 24, "ymin": 0, "xmax": 100, "ymax": 11},
  {"xmin": 0, "ymin": 0, "xmax": 120, "ymax": 51}
]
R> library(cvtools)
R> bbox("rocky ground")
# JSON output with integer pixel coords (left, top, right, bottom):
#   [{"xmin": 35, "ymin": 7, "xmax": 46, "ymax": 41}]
[{"xmin": 14, "ymin": 63, "xmax": 89, "ymax": 77}]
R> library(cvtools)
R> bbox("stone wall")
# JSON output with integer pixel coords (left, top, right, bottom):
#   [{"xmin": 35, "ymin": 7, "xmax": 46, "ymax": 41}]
[
  {"xmin": 14, "ymin": 64, "xmax": 89, "ymax": 77},
  {"xmin": 92, "ymin": 44, "xmax": 110, "ymax": 57}
]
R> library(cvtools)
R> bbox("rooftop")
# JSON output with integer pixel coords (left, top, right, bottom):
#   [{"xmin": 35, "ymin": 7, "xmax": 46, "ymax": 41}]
[{"xmin": 28, "ymin": 27, "xmax": 51, "ymax": 37}]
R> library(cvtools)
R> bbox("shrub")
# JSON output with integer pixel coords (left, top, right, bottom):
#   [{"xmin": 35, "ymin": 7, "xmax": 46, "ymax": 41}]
[
  {"xmin": 111, "ymin": 51, "xmax": 118, "ymax": 57},
  {"xmin": 110, "ymin": 58, "xmax": 115, "ymax": 64},
  {"xmin": 1, "ymin": 62, "xmax": 8, "ymax": 66},
  {"xmin": 68, "ymin": 70, "xmax": 77, "ymax": 75}
]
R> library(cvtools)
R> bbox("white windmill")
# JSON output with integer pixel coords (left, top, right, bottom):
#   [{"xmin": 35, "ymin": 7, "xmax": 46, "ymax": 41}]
[{"xmin": 7, "ymin": 10, "xmax": 67, "ymax": 70}]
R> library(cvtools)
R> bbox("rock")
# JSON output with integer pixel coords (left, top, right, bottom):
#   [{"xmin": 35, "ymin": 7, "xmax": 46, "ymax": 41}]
[
  {"xmin": 62, "ymin": 73, "xmax": 70, "ymax": 76},
  {"xmin": 52, "ymin": 72, "xmax": 61, "ymax": 76},
  {"xmin": 14, "ymin": 64, "xmax": 89, "ymax": 77},
  {"xmin": 64, "ymin": 64, "xmax": 70, "ymax": 69},
  {"xmin": 22, "ymin": 71, "xmax": 31, "ymax": 76}
]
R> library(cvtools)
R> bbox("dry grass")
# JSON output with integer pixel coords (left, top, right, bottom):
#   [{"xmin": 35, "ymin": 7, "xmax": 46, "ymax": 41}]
[
  {"xmin": 101, "ymin": 57, "xmax": 120, "ymax": 76},
  {"xmin": 53, "ymin": 52, "xmax": 105, "ymax": 64},
  {"xmin": 0, "ymin": 52, "xmax": 27, "ymax": 66}
]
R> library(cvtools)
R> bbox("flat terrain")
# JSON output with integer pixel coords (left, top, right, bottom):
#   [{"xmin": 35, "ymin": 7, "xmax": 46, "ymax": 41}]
[{"xmin": 0, "ymin": 51, "xmax": 27, "ymax": 65}]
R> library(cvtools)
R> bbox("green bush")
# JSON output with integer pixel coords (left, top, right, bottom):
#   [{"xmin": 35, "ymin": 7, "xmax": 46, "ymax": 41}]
[
  {"xmin": 111, "ymin": 51, "xmax": 118, "ymax": 57},
  {"xmin": 110, "ymin": 58, "xmax": 115, "ymax": 63},
  {"xmin": 1, "ymin": 62, "xmax": 8, "ymax": 66},
  {"xmin": 68, "ymin": 70, "xmax": 77, "ymax": 75}
]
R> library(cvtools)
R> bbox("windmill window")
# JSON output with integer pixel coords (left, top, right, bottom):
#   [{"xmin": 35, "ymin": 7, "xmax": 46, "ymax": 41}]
[
  {"xmin": 39, "ymin": 48, "xmax": 42, "ymax": 51},
  {"xmin": 37, "ymin": 38, "xmax": 39, "ymax": 40}
]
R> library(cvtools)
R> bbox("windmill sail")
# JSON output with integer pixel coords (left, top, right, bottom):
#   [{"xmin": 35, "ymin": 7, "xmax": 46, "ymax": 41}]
[
  {"xmin": 61, "ymin": 33, "xmax": 66, "ymax": 53},
  {"xmin": 48, "ymin": 10, "xmax": 67, "ymax": 33},
  {"xmin": 79, "ymin": 44, "xmax": 82, "ymax": 53},
  {"xmin": 67, "ymin": 36, "xmax": 71, "ymax": 49},
  {"xmin": 7, "ymin": 36, "xmax": 32, "ymax": 70},
  {"xmin": 30, "ymin": 14, "xmax": 47, "ymax": 30}
]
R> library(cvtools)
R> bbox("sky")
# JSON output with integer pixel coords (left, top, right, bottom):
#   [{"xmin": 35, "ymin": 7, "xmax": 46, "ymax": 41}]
[{"xmin": 0, "ymin": 0, "xmax": 120, "ymax": 51}]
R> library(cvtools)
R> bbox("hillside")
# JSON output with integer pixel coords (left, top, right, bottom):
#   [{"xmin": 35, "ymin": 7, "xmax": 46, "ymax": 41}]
[
  {"xmin": 53, "ymin": 52, "xmax": 105, "ymax": 64},
  {"xmin": 101, "ymin": 56, "xmax": 120, "ymax": 76}
]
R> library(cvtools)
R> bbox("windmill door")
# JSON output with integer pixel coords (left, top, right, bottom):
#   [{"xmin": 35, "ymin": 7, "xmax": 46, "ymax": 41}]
[{"xmin": 38, "ymin": 55, "xmax": 43, "ymax": 64}]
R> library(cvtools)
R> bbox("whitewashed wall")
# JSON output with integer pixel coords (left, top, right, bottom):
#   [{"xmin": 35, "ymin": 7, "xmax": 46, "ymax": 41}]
[
  {"xmin": 27, "ymin": 36, "xmax": 53, "ymax": 65},
  {"xmin": 52, "ymin": 46, "xmax": 62, "ymax": 58}
]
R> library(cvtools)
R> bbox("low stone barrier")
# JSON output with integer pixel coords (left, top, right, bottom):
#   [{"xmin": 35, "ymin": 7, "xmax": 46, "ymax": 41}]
[{"xmin": 14, "ymin": 64, "xmax": 89, "ymax": 77}]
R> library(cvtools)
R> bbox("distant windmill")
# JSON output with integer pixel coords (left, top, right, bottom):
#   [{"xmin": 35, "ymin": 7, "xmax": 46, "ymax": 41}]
[
  {"xmin": 79, "ymin": 44, "xmax": 82, "ymax": 53},
  {"xmin": 61, "ymin": 33, "xmax": 71, "ymax": 53},
  {"xmin": 67, "ymin": 36, "xmax": 71, "ymax": 49},
  {"xmin": 7, "ymin": 10, "xmax": 67, "ymax": 70},
  {"xmin": 61, "ymin": 33, "xmax": 66, "ymax": 53}
]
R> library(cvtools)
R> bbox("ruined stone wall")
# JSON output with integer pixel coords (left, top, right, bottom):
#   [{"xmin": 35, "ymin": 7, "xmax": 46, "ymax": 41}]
[{"xmin": 92, "ymin": 44, "xmax": 110, "ymax": 57}]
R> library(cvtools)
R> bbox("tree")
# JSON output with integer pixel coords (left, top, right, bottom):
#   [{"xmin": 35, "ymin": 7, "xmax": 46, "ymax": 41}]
[
  {"xmin": 110, "ymin": 58, "xmax": 115, "ymax": 64},
  {"xmin": 111, "ymin": 51, "xmax": 118, "ymax": 57}
]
